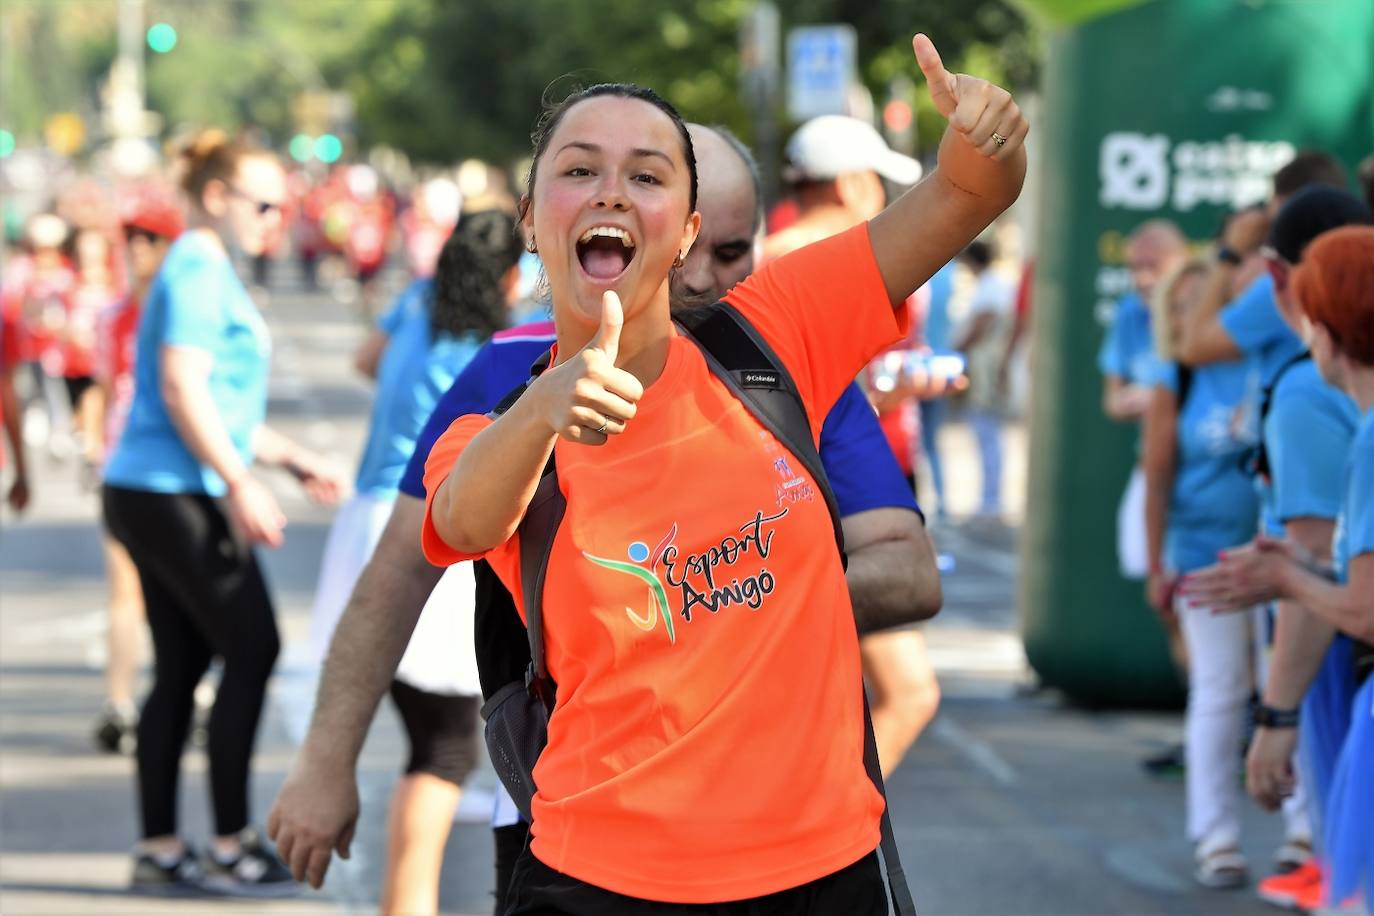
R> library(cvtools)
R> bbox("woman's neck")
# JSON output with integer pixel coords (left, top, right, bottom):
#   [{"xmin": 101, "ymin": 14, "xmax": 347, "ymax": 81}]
[
  {"xmin": 1345, "ymin": 363, "xmax": 1374, "ymax": 414},
  {"xmin": 186, "ymin": 220, "xmax": 227, "ymax": 255}
]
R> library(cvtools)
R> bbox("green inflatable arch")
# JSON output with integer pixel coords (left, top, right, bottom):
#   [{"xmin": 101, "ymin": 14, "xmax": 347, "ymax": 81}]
[{"xmin": 1012, "ymin": 0, "xmax": 1374, "ymax": 705}]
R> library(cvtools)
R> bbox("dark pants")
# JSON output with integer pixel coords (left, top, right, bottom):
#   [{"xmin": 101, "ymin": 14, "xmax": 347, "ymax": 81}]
[
  {"xmin": 103, "ymin": 485, "xmax": 280, "ymax": 839},
  {"xmin": 503, "ymin": 847, "xmax": 886, "ymax": 916}
]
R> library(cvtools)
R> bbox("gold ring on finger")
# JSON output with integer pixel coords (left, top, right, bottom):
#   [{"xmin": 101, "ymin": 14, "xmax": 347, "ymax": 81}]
[{"xmin": 991, "ymin": 132, "xmax": 1008, "ymax": 147}]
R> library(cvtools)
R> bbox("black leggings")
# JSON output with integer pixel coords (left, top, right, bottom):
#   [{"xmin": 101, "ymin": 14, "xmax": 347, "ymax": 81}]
[{"xmin": 102, "ymin": 485, "xmax": 280, "ymax": 839}]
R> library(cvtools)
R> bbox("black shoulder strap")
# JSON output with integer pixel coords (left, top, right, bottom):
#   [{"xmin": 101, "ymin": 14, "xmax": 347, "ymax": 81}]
[
  {"xmin": 1175, "ymin": 364, "xmax": 1194, "ymax": 411},
  {"xmin": 1261, "ymin": 351, "xmax": 1311, "ymax": 423},
  {"xmin": 677, "ymin": 301, "xmax": 914, "ymax": 916},
  {"xmin": 489, "ymin": 348, "xmax": 561, "ymax": 704},
  {"xmin": 674, "ymin": 301, "xmax": 845, "ymax": 559}
]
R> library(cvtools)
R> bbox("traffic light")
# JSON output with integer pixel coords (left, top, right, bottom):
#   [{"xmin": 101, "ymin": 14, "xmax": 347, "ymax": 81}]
[
  {"xmin": 147, "ymin": 23, "xmax": 178, "ymax": 53},
  {"xmin": 314, "ymin": 134, "xmax": 343, "ymax": 164},
  {"xmin": 289, "ymin": 134, "xmax": 314, "ymax": 163}
]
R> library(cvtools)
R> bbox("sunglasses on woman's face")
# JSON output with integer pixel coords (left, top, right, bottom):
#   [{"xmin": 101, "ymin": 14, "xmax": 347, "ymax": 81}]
[{"xmin": 230, "ymin": 186, "xmax": 283, "ymax": 216}]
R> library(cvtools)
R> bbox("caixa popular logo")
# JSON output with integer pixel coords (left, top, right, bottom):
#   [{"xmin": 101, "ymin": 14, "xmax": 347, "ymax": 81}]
[{"xmin": 1099, "ymin": 132, "xmax": 1295, "ymax": 212}]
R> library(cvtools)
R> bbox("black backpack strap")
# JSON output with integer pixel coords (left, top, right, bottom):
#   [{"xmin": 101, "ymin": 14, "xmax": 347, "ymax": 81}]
[
  {"xmin": 674, "ymin": 302, "xmax": 845, "ymax": 558},
  {"xmin": 489, "ymin": 348, "xmax": 561, "ymax": 707},
  {"xmin": 517, "ymin": 465, "xmax": 563, "ymax": 706},
  {"xmin": 864, "ymin": 694, "xmax": 918, "ymax": 916},
  {"xmin": 678, "ymin": 301, "xmax": 914, "ymax": 916}
]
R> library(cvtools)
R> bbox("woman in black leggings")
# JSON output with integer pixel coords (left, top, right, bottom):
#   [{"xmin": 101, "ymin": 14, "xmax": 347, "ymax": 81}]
[{"xmin": 102, "ymin": 130, "xmax": 342, "ymax": 897}]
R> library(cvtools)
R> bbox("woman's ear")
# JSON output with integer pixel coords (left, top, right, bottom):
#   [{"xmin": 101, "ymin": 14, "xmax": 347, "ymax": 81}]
[
  {"xmin": 679, "ymin": 211, "xmax": 702, "ymax": 261},
  {"xmin": 518, "ymin": 195, "xmax": 534, "ymax": 247},
  {"xmin": 202, "ymin": 179, "xmax": 229, "ymax": 219}
]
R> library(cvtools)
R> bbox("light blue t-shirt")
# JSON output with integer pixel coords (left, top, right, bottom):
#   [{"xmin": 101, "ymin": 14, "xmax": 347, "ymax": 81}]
[
  {"xmin": 1097, "ymin": 292, "xmax": 1157, "ymax": 388},
  {"xmin": 105, "ymin": 232, "xmax": 270, "ymax": 496},
  {"xmin": 1157, "ymin": 359, "xmax": 1261, "ymax": 573},
  {"xmin": 923, "ymin": 261, "xmax": 957, "ymax": 351},
  {"xmin": 1260, "ymin": 359, "xmax": 1360, "ymax": 536},
  {"xmin": 353, "ymin": 278, "xmax": 483, "ymax": 496},
  {"xmin": 1219, "ymin": 273, "xmax": 1307, "ymax": 387},
  {"xmin": 1334, "ymin": 409, "xmax": 1374, "ymax": 583}
]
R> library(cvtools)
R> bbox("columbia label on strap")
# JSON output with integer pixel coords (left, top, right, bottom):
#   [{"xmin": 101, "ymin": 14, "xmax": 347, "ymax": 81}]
[{"xmin": 737, "ymin": 369, "xmax": 783, "ymax": 390}]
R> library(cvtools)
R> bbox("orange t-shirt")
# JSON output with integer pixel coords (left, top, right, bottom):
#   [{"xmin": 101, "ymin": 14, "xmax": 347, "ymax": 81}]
[{"xmin": 423, "ymin": 224, "xmax": 907, "ymax": 903}]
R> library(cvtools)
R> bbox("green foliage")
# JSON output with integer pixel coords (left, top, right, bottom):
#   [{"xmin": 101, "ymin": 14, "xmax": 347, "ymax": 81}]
[
  {"xmin": 345, "ymin": 0, "xmax": 1036, "ymax": 166},
  {"xmin": 0, "ymin": 0, "xmax": 1036, "ymax": 169}
]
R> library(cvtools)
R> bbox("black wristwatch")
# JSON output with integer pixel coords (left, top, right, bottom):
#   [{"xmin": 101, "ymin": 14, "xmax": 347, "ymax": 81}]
[
  {"xmin": 1253, "ymin": 704, "xmax": 1300, "ymax": 729},
  {"xmin": 1216, "ymin": 246, "xmax": 1243, "ymax": 266}
]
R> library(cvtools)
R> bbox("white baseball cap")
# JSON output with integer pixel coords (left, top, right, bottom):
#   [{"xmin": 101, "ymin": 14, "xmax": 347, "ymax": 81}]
[{"xmin": 784, "ymin": 115, "xmax": 922, "ymax": 186}]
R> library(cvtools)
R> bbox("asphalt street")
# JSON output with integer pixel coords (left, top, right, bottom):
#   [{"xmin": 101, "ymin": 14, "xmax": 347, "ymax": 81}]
[{"xmin": 0, "ymin": 269, "xmax": 1292, "ymax": 915}]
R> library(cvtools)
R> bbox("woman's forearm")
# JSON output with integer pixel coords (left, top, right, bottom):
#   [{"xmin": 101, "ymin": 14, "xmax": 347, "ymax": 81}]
[
  {"xmin": 1265, "ymin": 602, "xmax": 1336, "ymax": 708},
  {"xmin": 431, "ymin": 388, "xmax": 558, "ymax": 556},
  {"xmin": 1, "ymin": 370, "xmax": 26, "ymax": 480},
  {"xmin": 869, "ymin": 135, "xmax": 1025, "ymax": 308},
  {"xmin": 1280, "ymin": 559, "xmax": 1374, "ymax": 643}
]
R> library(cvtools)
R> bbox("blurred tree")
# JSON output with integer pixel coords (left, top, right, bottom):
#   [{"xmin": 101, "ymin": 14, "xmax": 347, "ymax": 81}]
[
  {"xmin": 0, "ymin": 0, "xmax": 1035, "ymax": 170},
  {"xmin": 346, "ymin": 0, "xmax": 1035, "ymax": 167}
]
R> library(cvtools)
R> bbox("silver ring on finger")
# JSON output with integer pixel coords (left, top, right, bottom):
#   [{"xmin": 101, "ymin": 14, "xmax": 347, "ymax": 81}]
[
  {"xmin": 991, "ymin": 132, "xmax": 1008, "ymax": 147},
  {"xmin": 595, "ymin": 420, "xmax": 608, "ymax": 434}
]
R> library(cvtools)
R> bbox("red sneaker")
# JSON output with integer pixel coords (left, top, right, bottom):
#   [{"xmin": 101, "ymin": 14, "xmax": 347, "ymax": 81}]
[{"xmin": 1257, "ymin": 861, "xmax": 1322, "ymax": 910}]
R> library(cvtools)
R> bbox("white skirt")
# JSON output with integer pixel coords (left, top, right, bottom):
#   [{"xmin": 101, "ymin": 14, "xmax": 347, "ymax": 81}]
[{"xmin": 307, "ymin": 491, "xmax": 480, "ymax": 696}]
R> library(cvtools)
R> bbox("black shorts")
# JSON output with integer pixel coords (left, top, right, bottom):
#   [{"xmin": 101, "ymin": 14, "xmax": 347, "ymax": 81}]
[
  {"xmin": 387, "ymin": 679, "xmax": 480, "ymax": 785},
  {"xmin": 502, "ymin": 848, "xmax": 886, "ymax": 916},
  {"xmin": 63, "ymin": 374, "xmax": 95, "ymax": 407}
]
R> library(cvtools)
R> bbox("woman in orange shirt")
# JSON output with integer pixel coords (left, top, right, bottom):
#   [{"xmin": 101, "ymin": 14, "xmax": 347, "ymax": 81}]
[{"xmin": 420, "ymin": 35, "xmax": 1026, "ymax": 914}]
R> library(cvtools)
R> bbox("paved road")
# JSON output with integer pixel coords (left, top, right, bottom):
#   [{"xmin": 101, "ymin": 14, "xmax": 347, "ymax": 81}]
[{"xmin": 1, "ymin": 275, "xmax": 1291, "ymax": 915}]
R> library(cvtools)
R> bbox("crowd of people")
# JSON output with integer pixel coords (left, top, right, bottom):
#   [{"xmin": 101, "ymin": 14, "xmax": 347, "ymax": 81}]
[
  {"xmin": 1102, "ymin": 150, "xmax": 1374, "ymax": 909},
  {"xmin": 1, "ymin": 24, "xmax": 1369, "ymax": 916}
]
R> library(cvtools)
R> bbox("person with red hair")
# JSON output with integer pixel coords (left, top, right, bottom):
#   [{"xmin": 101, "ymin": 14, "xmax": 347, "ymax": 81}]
[{"xmin": 1185, "ymin": 225, "xmax": 1374, "ymax": 908}]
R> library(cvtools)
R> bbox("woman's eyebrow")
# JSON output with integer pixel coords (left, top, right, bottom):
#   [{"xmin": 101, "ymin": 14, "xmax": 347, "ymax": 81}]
[{"xmin": 556, "ymin": 141, "xmax": 675, "ymax": 169}]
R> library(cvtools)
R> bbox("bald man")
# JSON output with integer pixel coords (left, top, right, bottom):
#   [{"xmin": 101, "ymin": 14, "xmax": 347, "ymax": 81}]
[{"xmin": 269, "ymin": 124, "xmax": 942, "ymax": 914}]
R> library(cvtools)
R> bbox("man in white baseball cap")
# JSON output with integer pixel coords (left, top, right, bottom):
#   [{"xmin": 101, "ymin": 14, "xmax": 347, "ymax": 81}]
[{"xmin": 765, "ymin": 115, "xmax": 923, "ymax": 260}]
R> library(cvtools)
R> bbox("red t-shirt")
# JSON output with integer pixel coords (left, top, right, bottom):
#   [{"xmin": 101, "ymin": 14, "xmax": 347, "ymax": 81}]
[{"xmin": 423, "ymin": 225, "xmax": 907, "ymax": 902}]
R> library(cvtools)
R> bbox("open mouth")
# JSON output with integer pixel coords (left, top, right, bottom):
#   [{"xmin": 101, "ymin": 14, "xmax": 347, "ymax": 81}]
[{"xmin": 576, "ymin": 225, "xmax": 636, "ymax": 281}]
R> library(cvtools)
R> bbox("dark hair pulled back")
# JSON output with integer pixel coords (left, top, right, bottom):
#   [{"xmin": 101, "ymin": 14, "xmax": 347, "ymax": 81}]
[
  {"xmin": 523, "ymin": 83, "xmax": 697, "ymax": 217},
  {"xmin": 177, "ymin": 128, "xmax": 268, "ymax": 207},
  {"xmin": 431, "ymin": 208, "xmax": 525, "ymax": 341}
]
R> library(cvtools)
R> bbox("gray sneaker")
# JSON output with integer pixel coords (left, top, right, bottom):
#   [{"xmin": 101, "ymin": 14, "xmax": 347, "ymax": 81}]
[
  {"xmin": 131, "ymin": 844, "xmax": 206, "ymax": 895},
  {"xmin": 201, "ymin": 829, "xmax": 300, "ymax": 898}
]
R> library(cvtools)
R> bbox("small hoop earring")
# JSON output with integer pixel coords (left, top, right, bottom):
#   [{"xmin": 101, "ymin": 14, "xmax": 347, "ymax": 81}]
[{"xmin": 672, "ymin": 251, "xmax": 685, "ymax": 269}]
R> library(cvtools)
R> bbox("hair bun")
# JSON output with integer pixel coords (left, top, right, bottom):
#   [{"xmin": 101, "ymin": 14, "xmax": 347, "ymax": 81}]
[{"xmin": 181, "ymin": 128, "xmax": 230, "ymax": 166}]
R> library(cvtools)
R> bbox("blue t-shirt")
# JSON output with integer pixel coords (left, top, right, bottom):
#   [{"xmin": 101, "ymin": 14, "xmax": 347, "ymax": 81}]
[
  {"xmin": 105, "ymin": 232, "xmax": 270, "ymax": 496},
  {"xmin": 1219, "ymin": 273, "xmax": 1306, "ymax": 387},
  {"xmin": 354, "ymin": 278, "xmax": 483, "ymax": 496},
  {"xmin": 1334, "ymin": 409, "xmax": 1374, "ymax": 583},
  {"xmin": 1157, "ymin": 359, "xmax": 1261, "ymax": 573},
  {"xmin": 397, "ymin": 323, "xmax": 922, "ymax": 521},
  {"xmin": 922, "ymin": 261, "xmax": 957, "ymax": 351},
  {"xmin": 1097, "ymin": 292, "xmax": 1157, "ymax": 388},
  {"xmin": 1260, "ymin": 359, "xmax": 1360, "ymax": 536}
]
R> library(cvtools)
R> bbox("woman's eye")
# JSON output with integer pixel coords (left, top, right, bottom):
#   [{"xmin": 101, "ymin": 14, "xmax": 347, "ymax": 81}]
[
  {"xmin": 633, "ymin": 173, "xmax": 661, "ymax": 185},
  {"xmin": 566, "ymin": 167, "xmax": 592, "ymax": 177}
]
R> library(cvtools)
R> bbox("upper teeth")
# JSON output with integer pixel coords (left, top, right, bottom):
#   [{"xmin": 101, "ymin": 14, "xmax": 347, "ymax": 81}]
[{"xmin": 579, "ymin": 226, "xmax": 634, "ymax": 248}]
